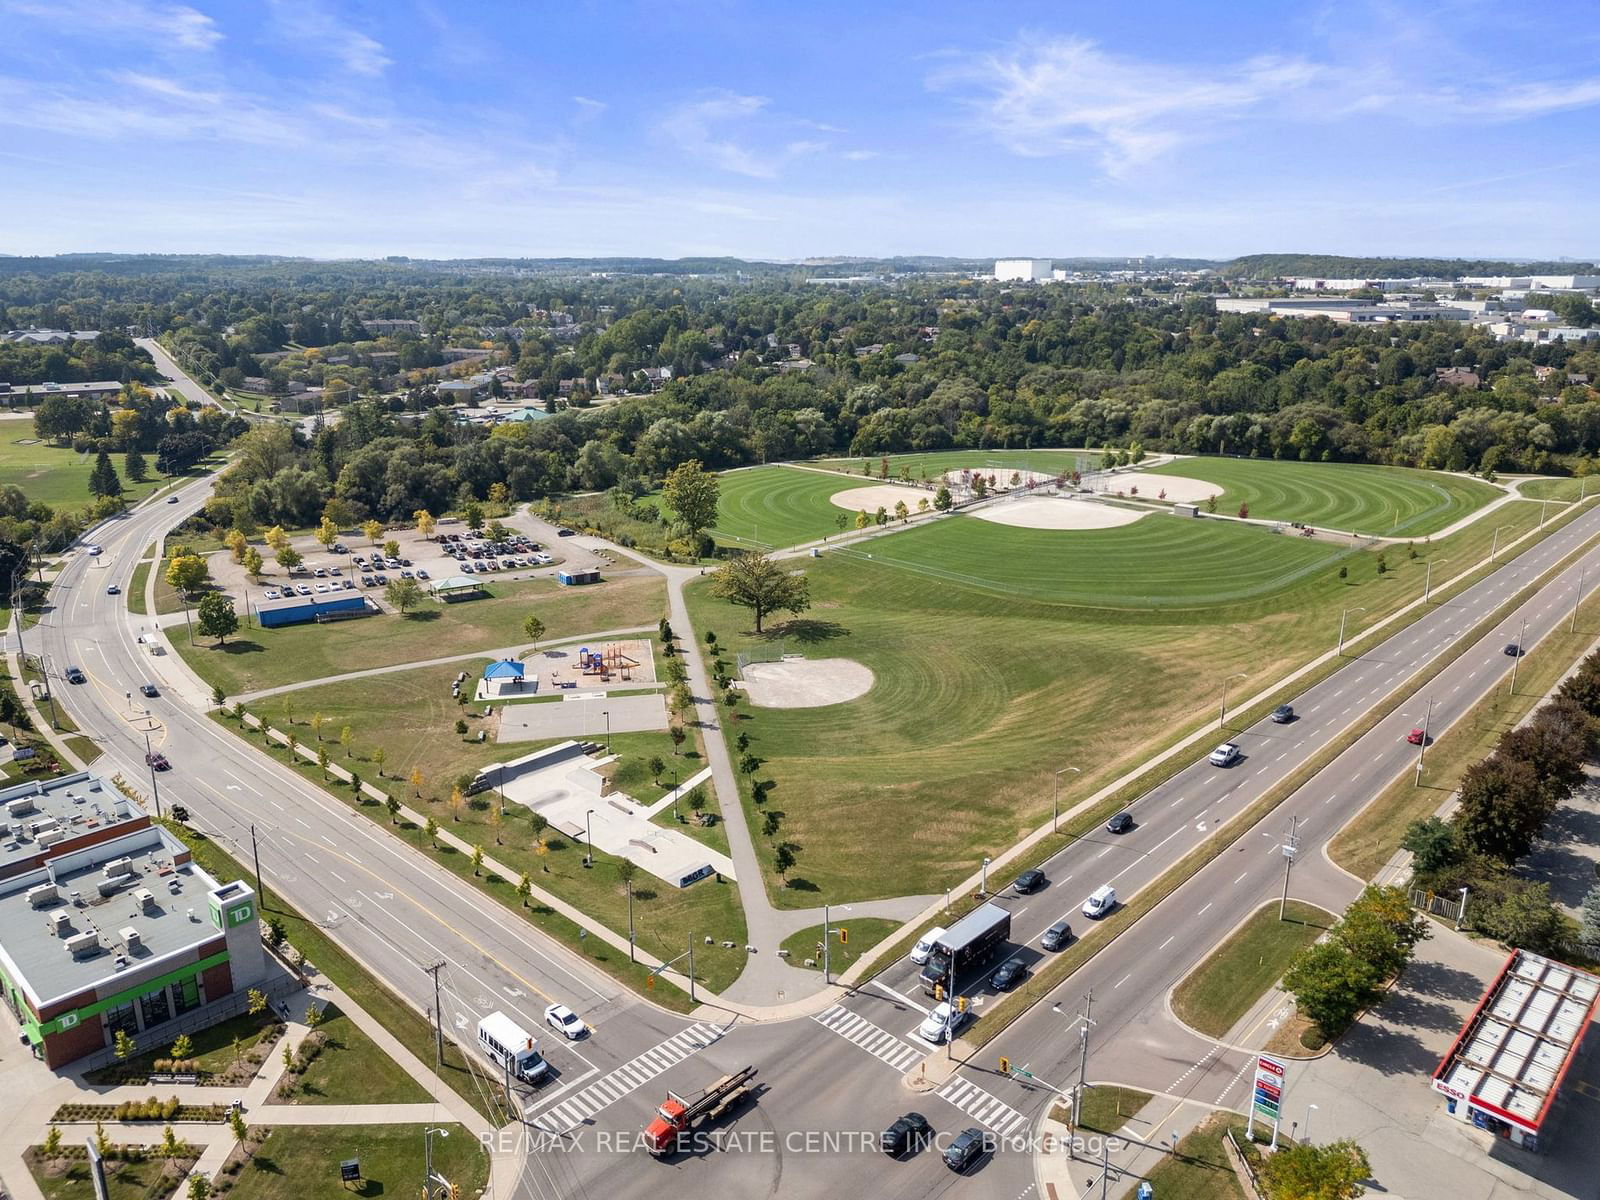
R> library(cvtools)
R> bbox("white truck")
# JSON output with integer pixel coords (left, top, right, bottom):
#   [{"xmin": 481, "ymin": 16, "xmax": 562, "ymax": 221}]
[{"xmin": 477, "ymin": 1011, "xmax": 549, "ymax": 1084}]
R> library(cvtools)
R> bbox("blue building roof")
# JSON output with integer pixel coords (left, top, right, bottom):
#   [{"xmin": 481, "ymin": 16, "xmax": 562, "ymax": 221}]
[{"xmin": 483, "ymin": 659, "xmax": 525, "ymax": 680}]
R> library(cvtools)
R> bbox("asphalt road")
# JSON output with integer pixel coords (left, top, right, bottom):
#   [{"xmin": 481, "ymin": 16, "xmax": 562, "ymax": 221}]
[{"xmin": 25, "ymin": 473, "xmax": 711, "ymax": 1130}]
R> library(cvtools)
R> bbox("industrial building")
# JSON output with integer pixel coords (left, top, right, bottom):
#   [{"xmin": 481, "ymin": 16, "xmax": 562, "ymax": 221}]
[
  {"xmin": 0, "ymin": 774, "xmax": 269, "ymax": 1069},
  {"xmin": 1432, "ymin": 949, "xmax": 1599, "ymax": 1154},
  {"xmin": 254, "ymin": 592, "xmax": 371, "ymax": 628},
  {"xmin": 994, "ymin": 258, "xmax": 1054, "ymax": 282}
]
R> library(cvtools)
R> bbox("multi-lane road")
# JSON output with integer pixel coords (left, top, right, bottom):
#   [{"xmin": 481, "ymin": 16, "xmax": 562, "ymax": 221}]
[{"xmin": 23, "ymin": 347, "xmax": 1600, "ymax": 1198}]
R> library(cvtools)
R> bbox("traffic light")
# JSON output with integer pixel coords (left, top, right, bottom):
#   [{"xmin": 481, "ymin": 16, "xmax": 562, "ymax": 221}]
[
  {"xmin": 999, "ymin": 1056, "xmax": 1010, "ymax": 1075},
  {"xmin": 933, "ymin": 983, "xmax": 945, "ymax": 1002},
  {"xmin": 957, "ymin": 995, "xmax": 968, "ymax": 1013},
  {"xmin": 838, "ymin": 927, "xmax": 849, "ymax": 945}
]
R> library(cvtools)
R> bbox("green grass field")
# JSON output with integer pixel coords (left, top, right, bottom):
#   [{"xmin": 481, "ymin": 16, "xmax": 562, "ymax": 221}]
[
  {"xmin": 171, "ymin": 573, "xmax": 665, "ymax": 696},
  {"xmin": 1149, "ymin": 457, "xmax": 1500, "ymax": 535},
  {"xmin": 1171, "ymin": 901, "xmax": 1334, "ymax": 1038},
  {"xmin": 221, "ymin": 1124, "xmax": 487, "ymax": 1200},
  {"xmin": 0, "ymin": 438, "xmax": 165, "ymax": 509},
  {"xmin": 708, "ymin": 465, "xmax": 864, "ymax": 547},
  {"xmin": 779, "ymin": 917, "xmax": 901, "ymax": 973},
  {"xmin": 840, "ymin": 512, "xmax": 1345, "ymax": 607},
  {"xmin": 689, "ymin": 496, "xmax": 1566, "ymax": 904},
  {"xmin": 813, "ymin": 448, "xmax": 1097, "ymax": 479},
  {"xmin": 1516, "ymin": 476, "xmax": 1595, "ymax": 501}
]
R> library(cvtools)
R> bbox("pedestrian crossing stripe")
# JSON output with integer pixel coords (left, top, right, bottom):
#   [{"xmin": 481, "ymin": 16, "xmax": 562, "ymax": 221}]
[
  {"xmin": 531, "ymin": 1021, "xmax": 722, "ymax": 1131},
  {"xmin": 937, "ymin": 1076, "xmax": 1030, "ymax": 1137},
  {"xmin": 811, "ymin": 1003, "xmax": 924, "ymax": 1073}
]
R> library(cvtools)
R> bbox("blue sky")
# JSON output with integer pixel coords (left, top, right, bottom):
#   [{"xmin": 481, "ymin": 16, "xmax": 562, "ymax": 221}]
[{"xmin": 2, "ymin": 0, "xmax": 1599, "ymax": 260}]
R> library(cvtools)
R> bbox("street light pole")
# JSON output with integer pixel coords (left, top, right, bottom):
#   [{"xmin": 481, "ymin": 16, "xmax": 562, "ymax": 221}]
[
  {"xmin": 1337, "ymin": 607, "xmax": 1367, "ymax": 656},
  {"xmin": 1572, "ymin": 565, "xmax": 1587, "ymax": 633},
  {"xmin": 584, "ymin": 808, "xmax": 595, "ymax": 867},
  {"xmin": 1414, "ymin": 697, "xmax": 1435, "ymax": 784},
  {"xmin": 1510, "ymin": 617, "xmax": 1527, "ymax": 693},
  {"xmin": 1305, "ymin": 1104, "xmax": 1319, "ymax": 1145},
  {"xmin": 250, "ymin": 824, "xmax": 267, "ymax": 912},
  {"xmin": 1053, "ymin": 766, "xmax": 1080, "ymax": 834},
  {"xmin": 424, "ymin": 1126, "xmax": 449, "ymax": 1200},
  {"xmin": 980, "ymin": 856, "xmax": 991, "ymax": 896},
  {"xmin": 603, "ymin": 708, "xmax": 611, "ymax": 754},
  {"xmin": 1278, "ymin": 814, "xmax": 1299, "ymax": 920},
  {"xmin": 1424, "ymin": 559, "xmax": 1447, "ymax": 603},
  {"xmin": 1491, "ymin": 525, "xmax": 1505, "ymax": 562},
  {"xmin": 142, "ymin": 732, "xmax": 163, "ymax": 819},
  {"xmin": 1219, "ymin": 671, "xmax": 1247, "ymax": 729}
]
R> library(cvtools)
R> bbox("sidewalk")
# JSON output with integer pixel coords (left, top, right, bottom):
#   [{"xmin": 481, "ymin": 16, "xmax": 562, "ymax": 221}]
[{"xmin": 1036, "ymin": 1094, "xmax": 1215, "ymax": 1200}]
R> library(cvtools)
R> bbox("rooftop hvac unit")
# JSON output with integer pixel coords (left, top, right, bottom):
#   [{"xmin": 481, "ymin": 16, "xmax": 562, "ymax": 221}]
[
  {"xmin": 102, "ymin": 857, "xmax": 134, "ymax": 878},
  {"xmin": 6, "ymin": 797, "xmax": 36, "ymax": 817},
  {"xmin": 26, "ymin": 883, "xmax": 59, "ymax": 908},
  {"xmin": 36, "ymin": 828, "xmax": 65, "ymax": 848},
  {"xmin": 64, "ymin": 930, "xmax": 99, "ymax": 957},
  {"xmin": 119, "ymin": 926, "xmax": 141, "ymax": 950},
  {"xmin": 29, "ymin": 818, "xmax": 59, "ymax": 837},
  {"xmin": 47, "ymin": 909, "xmax": 70, "ymax": 934},
  {"xmin": 133, "ymin": 888, "xmax": 155, "ymax": 909}
]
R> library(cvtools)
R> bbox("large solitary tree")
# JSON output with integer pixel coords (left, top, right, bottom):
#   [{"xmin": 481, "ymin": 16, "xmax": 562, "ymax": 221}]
[
  {"xmin": 710, "ymin": 552, "xmax": 810, "ymax": 633},
  {"xmin": 662, "ymin": 459, "xmax": 720, "ymax": 542},
  {"xmin": 196, "ymin": 592, "xmax": 238, "ymax": 644}
]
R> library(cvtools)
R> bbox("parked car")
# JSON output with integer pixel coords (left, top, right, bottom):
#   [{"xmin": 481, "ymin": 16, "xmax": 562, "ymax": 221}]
[
  {"xmin": 296, "ymin": 584, "xmax": 313, "ymax": 596},
  {"xmin": 1012, "ymin": 868, "xmax": 1046, "ymax": 894},
  {"xmin": 139, "ymin": 683, "xmax": 159, "ymax": 698},
  {"xmin": 910, "ymin": 926, "xmax": 947, "ymax": 965},
  {"xmin": 918, "ymin": 1002, "xmax": 971, "ymax": 1044},
  {"xmin": 332, "ymin": 543, "xmax": 348, "ymax": 554},
  {"xmin": 1040, "ymin": 919, "xmax": 1073, "ymax": 951},
  {"xmin": 313, "ymin": 567, "xmax": 327, "ymax": 577},
  {"xmin": 557, "ymin": 527, "xmax": 575, "ymax": 537},
  {"xmin": 544, "ymin": 1004, "xmax": 586, "ymax": 1039},
  {"xmin": 1270, "ymin": 704, "xmax": 1295, "ymax": 723},
  {"xmin": 399, "ymin": 570, "xmax": 414, "ymax": 580},
  {"xmin": 341, "ymin": 579, "xmax": 355, "ymax": 590},
  {"xmin": 416, "ymin": 568, "xmax": 430, "ymax": 580},
  {"xmin": 943, "ymin": 1127, "xmax": 986, "ymax": 1172},
  {"xmin": 1209, "ymin": 742, "xmax": 1241, "ymax": 767},
  {"xmin": 329, "ymin": 566, "xmax": 342, "ymax": 575},
  {"xmin": 1407, "ymin": 727, "xmax": 1428, "ymax": 745},
  {"xmin": 882, "ymin": 1112, "xmax": 933, "ymax": 1158},
  {"xmin": 374, "ymin": 574, "xmax": 388, "ymax": 585},
  {"xmin": 991, "ymin": 956, "xmax": 1028, "ymax": 991},
  {"xmin": 315, "ymin": 583, "xmax": 331, "ymax": 594},
  {"xmin": 264, "ymin": 588, "xmax": 280, "ymax": 600},
  {"xmin": 1106, "ymin": 811, "xmax": 1134, "ymax": 834},
  {"xmin": 360, "ymin": 576, "xmax": 374, "ymax": 587}
]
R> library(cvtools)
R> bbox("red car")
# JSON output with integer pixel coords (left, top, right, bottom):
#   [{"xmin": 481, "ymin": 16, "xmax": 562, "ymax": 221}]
[
  {"xmin": 1406, "ymin": 728, "xmax": 1427, "ymax": 746},
  {"xmin": 145, "ymin": 751, "xmax": 171, "ymax": 771}
]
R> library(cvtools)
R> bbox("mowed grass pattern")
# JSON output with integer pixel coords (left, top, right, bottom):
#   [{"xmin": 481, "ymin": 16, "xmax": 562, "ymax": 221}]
[
  {"xmin": 710, "ymin": 465, "xmax": 861, "ymax": 547},
  {"xmin": 1149, "ymin": 457, "xmax": 1499, "ymax": 536},
  {"xmin": 814, "ymin": 448, "xmax": 1096, "ymax": 479},
  {"xmin": 842, "ymin": 512, "xmax": 1343, "ymax": 607}
]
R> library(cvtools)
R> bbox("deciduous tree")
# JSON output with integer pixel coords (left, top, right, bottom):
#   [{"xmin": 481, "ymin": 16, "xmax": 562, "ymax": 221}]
[{"xmin": 710, "ymin": 551, "xmax": 810, "ymax": 633}]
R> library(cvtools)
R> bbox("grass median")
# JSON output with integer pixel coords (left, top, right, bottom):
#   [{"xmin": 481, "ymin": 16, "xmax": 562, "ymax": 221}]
[
  {"xmin": 779, "ymin": 917, "xmax": 900, "ymax": 974},
  {"xmin": 1171, "ymin": 901, "xmax": 1333, "ymax": 1039}
]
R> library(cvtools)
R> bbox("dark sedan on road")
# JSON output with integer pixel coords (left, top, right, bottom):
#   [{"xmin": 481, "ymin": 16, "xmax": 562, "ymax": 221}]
[
  {"xmin": 1106, "ymin": 811, "xmax": 1134, "ymax": 834},
  {"xmin": 882, "ymin": 1112, "xmax": 933, "ymax": 1158},
  {"xmin": 139, "ymin": 683, "xmax": 159, "ymax": 698},
  {"xmin": 991, "ymin": 956, "xmax": 1028, "ymax": 991},
  {"xmin": 943, "ymin": 1127, "xmax": 986, "ymax": 1172},
  {"xmin": 1270, "ymin": 704, "xmax": 1295, "ymax": 723},
  {"xmin": 144, "ymin": 751, "xmax": 170, "ymax": 771},
  {"xmin": 1012, "ymin": 868, "xmax": 1046, "ymax": 894},
  {"xmin": 1503, "ymin": 643, "xmax": 1522, "ymax": 657}
]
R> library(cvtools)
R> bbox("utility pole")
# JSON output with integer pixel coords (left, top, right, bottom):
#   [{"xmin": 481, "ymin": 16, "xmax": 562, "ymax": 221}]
[
  {"xmin": 1219, "ymin": 672, "xmax": 1246, "ymax": 728},
  {"xmin": 1424, "ymin": 559, "xmax": 1446, "ymax": 603},
  {"xmin": 1510, "ymin": 617, "xmax": 1527, "ymax": 693},
  {"xmin": 1491, "ymin": 525, "xmax": 1504, "ymax": 563},
  {"xmin": 1337, "ymin": 607, "xmax": 1367, "ymax": 656},
  {"xmin": 142, "ymin": 732, "xmax": 164, "ymax": 819},
  {"xmin": 423, "ymin": 962, "xmax": 446, "ymax": 1067},
  {"xmin": 250, "ymin": 824, "xmax": 267, "ymax": 912},
  {"xmin": 1572, "ymin": 565, "xmax": 1587, "ymax": 633},
  {"xmin": 1064, "ymin": 990, "xmax": 1095, "ymax": 1157},
  {"xmin": 687, "ymin": 934, "xmax": 696, "ymax": 1005},
  {"xmin": 822, "ymin": 903, "xmax": 830, "ymax": 986},
  {"xmin": 1279, "ymin": 815, "xmax": 1300, "ymax": 920},
  {"xmin": 1054, "ymin": 765, "xmax": 1080, "ymax": 834}
]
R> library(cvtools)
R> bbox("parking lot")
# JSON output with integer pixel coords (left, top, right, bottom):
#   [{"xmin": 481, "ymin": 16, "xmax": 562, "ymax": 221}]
[{"xmin": 204, "ymin": 511, "xmax": 607, "ymax": 613}]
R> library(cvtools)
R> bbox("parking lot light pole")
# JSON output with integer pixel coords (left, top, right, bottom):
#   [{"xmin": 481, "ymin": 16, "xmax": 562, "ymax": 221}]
[
  {"xmin": 1491, "ymin": 525, "xmax": 1506, "ymax": 562},
  {"xmin": 980, "ymin": 856, "xmax": 991, "ymax": 896},
  {"xmin": 603, "ymin": 709, "xmax": 611, "ymax": 755},
  {"xmin": 1219, "ymin": 672, "xmax": 1247, "ymax": 729},
  {"xmin": 584, "ymin": 808, "xmax": 594, "ymax": 867},
  {"xmin": 1337, "ymin": 606, "xmax": 1367, "ymax": 656},
  {"xmin": 1053, "ymin": 766, "xmax": 1080, "ymax": 834}
]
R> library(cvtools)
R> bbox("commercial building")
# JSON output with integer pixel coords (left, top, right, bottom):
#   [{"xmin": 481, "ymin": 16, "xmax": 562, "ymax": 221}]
[
  {"xmin": 0, "ymin": 773, "xmax": 146, "ymax": 884},
  {"xmin": 254, "ymin": 592, "xmax": 370, "ymax": 628},
  {"xmin": 1432, "ymin": 949, "xmax": 1599, "ymax": 1153},
  {"xmin": 0, "ymin": 775, "xmax": 269, "ymax": 1069},
  {"xmin": 0, "ymin": 381, "xmax": 123, "ymax": 405},
  {"xmin": 995, "ymin": 259, "xmax": 1054, "ymax": 283},
  {"xmin": 1214, "ymin": 297, "xmax": 1471, "ymax": 324},
  {"xmin": 1460, "ymin": 275, "xmax": 1600, "ymax": 291},
  {"xmin": 2, "ymin": 328, "xmax": 100, "ymax": 345}
]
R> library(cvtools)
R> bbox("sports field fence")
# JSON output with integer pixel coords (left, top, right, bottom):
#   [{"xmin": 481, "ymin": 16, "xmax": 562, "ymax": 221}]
[{"xmin": 735, "ymin": 642, "xmax": 788, "ymax": 679}]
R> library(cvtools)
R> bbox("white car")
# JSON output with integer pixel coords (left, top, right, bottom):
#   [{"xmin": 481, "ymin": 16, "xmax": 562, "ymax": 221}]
[
  {"xmin": 918, "ymin": 1002, "xmax": 970, "ymax": 1044},
  {"xmin": 544, "ymin": 1004, "xmax": 585, "ymax": 1039},
  {"xmin": 264, "ymin": 589, "xmax": 280, "ymax": 600},
  {"xmin": 1208, "ymin": 742, "xmax": 1241, "ymax": 767},
  {"xmin": 85, "ymin": 544, "xmax": 102, "ymax": 556},
  {"xmin": 910, "ymin": 926, "xmax": 947, "ymax": 966}
]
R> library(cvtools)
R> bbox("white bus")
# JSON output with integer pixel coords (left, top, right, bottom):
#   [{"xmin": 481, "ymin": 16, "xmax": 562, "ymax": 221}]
[{"xmin": 477, "ymin": 1011, "xmax": 548, "ymax": 1083}]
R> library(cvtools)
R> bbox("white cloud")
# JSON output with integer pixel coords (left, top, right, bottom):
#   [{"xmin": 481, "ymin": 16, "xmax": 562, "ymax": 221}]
[
  {"xmin": 268, "ymin": 0, "xmax": 390, "ymax": 76},
  {"xmin": 573, "ymin": 96, "xmax": 607, "ymax": 114},
  {"xmin": 843, "ymin": 149, "xmax": 879, "ymax": 161},
  {"xmin": 931, "ymin": 36, "xmax": 1320, "ymax": 176},
  {"xmin": 659, "ymin": 91, "xmax": 777, "ymax": 178},
  {"xmin": 0, "ymin": 0, "xmax": 221, "ymax": 50}
]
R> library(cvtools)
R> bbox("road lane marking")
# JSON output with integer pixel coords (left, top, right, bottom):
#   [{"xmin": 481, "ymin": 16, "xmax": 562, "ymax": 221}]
[
  {"xmin": 1158, "ymin": 935, "xmax": 1175, "ymax": 950},
  {"xmin": 1114, "ymin": 973, "xmax": 1132, "ymax": 988},
  {"xmin": 1233, "ymin": 872, "xmax": 1249, "ymax": 884}
]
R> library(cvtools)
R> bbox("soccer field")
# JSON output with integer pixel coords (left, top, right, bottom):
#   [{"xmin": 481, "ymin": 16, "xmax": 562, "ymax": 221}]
[
  {"xmin": 1148, "ymin": 457, "xmax": 1499, "ymax": 536},
  {"xmin": 0, "ymin": 436, "xmax": 165, "ymax": 508},
  {"xmin": 707, "ymin": 465, "xmax": 863, "ymax": 547},
  {"xmin": 836, "ymin": 511, "xmax": 1345, "ymax": 607}
]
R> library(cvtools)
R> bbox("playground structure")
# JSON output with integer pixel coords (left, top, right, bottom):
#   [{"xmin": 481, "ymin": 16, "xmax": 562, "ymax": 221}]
[
  {"xmin": 540, "ymin": 638, "xmax": 654, "ymax": 692},
  {"xmin": 577, "ymin": 642, "xmax": 637, "ymax": 682}
]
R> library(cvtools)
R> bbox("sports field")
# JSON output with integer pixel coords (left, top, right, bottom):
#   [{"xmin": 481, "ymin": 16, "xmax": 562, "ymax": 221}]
[
  {"xmin": 813, "ymin": 448, "xmax": 1097, "ymax": 481},
  {"xmin": 1148, "ymin": 457, "xmax": 1499, "ymax": 536},
  {"xmin": 841, "ymin": 512, "xmax": 1344, "ymax": 607},
  {"xmin": 689, "ymin": 496, "xmax": 1571, "ymax": 904},
  {"xmin": 0, "ymin": 437, "xmax": 165, "ymax": 508},
  {"xmin": 709, "ymin": 465, "xmax": 863, "ymax": 547}
]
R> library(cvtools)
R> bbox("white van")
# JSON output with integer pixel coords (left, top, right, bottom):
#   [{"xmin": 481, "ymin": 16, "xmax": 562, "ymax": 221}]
[
  {"xmin": 477, "ymin": 1011, "xmax": 548, "ymax": 1083},
  {"xmin": 910, "ymin": 926, "xmax": 947, "ymax": 966},
  {"xmin": 1082, "ymin": 885, "xmax": 1117, "ymax": 919}
]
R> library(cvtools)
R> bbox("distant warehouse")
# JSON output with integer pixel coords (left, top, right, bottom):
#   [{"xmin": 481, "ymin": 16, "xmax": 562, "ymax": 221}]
[{"xmin": 254, "ymin": 593, "xmax": 372, "ymax": 628}]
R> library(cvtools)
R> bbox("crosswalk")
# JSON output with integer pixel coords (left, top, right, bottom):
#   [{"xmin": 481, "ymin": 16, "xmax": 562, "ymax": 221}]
[
  {"xmin": 531, "ymin": 1021, "xmax": 723, "ymax": 1131},
  {"xmin": 937, "ymin": 1076, "xmax": 1030, "ymax": 1138},
  {"xmin": 812, "ymin": 1003, "xmax": 924, "ymax": 1072}
]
